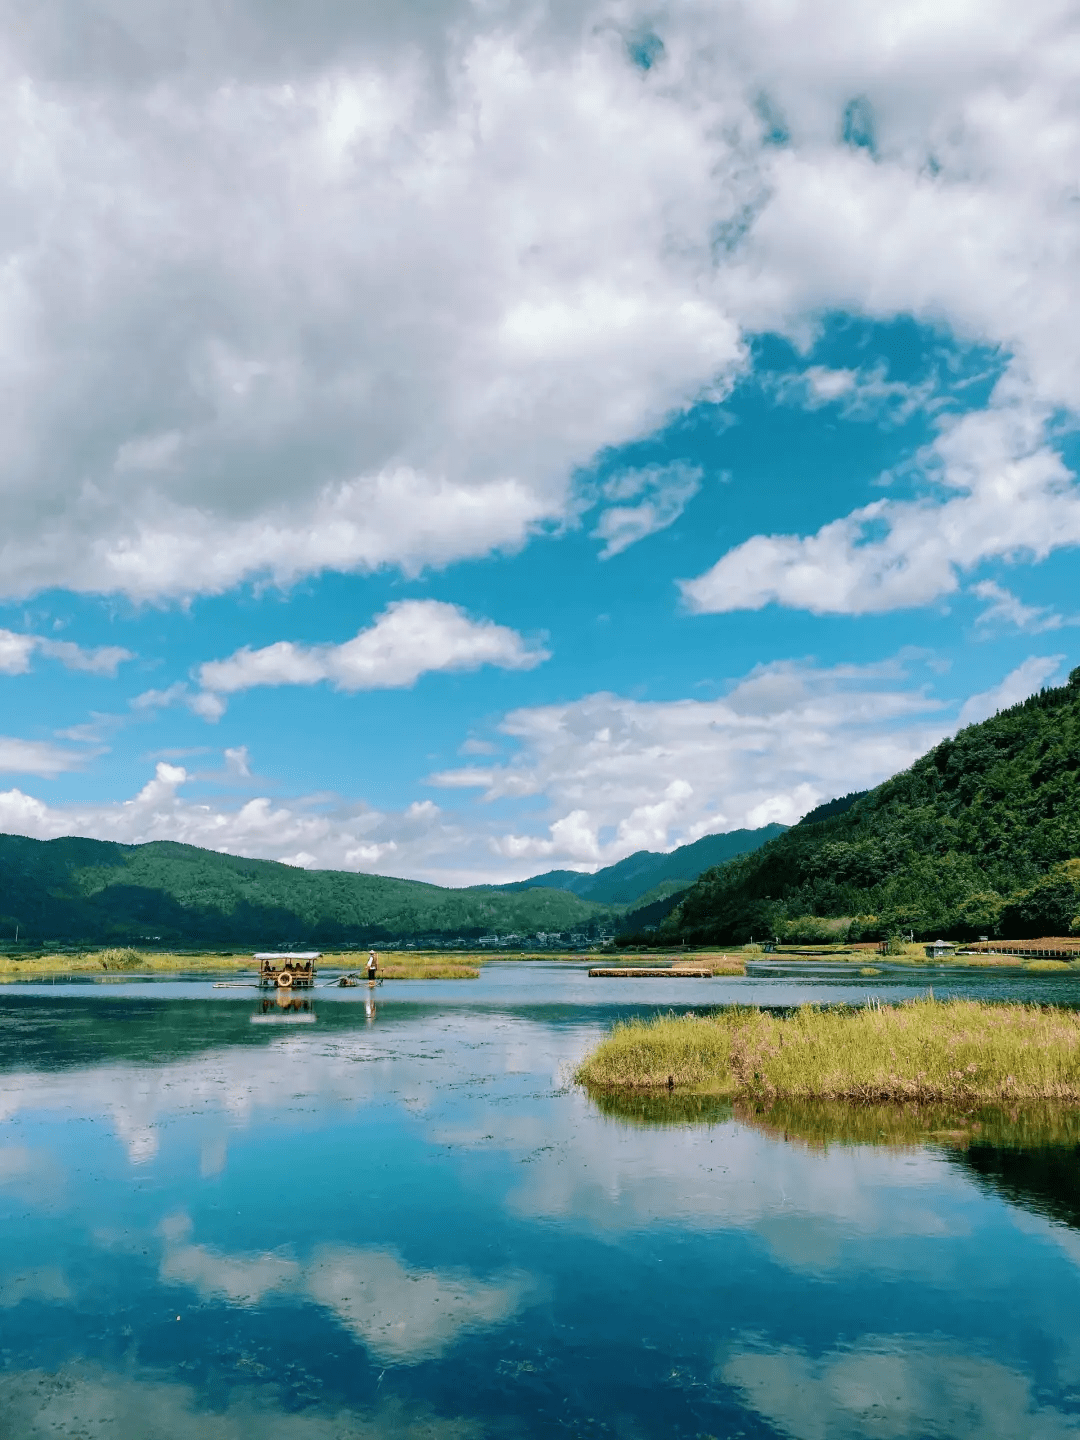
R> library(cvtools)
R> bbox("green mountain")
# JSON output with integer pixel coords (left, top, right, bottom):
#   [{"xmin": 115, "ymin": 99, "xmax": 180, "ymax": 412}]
[
  {"xmin": 667, "ymin": 667, "xmax": 1080, "ymax": 945},
  {"xmin": 0, "ymin": 835, "xmax": 615, "ymax": 948},
  {"xmin": 496, "ymin": 825, "xmax": 788, "ymax": 906}
]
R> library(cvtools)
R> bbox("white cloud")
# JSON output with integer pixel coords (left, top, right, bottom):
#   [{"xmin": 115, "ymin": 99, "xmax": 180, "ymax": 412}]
[
  {"xmin": 0, "ymin": 630, "xmax": 131, "ymax": 677},
  {"xmin": 0, "ymin": 737, "xmax": 89, "ymax": 777},
  {"xmin": 0, "ymin": 632, "xmax": 37, "ymax": 675},
  {"xmin": 682, "ymin": 400, "xmax": 1080, "ymax": 615},
  {"xmin": 0, "ymin": 654, "xmax": 1065, "ymax": 880},
  {"xmin": 196, "ymin": 600, "xmax": 548, "ymax": 703},
  {"xmin": 0, "ymin": 2, "xmax": 1079, "ymax": 597},
  {"xmin": 223, "ymin": 745, "xmax": 251, "ymax": 778},
  {"xmin": 773, "ymin": 363, "xmax": 937, "ymax": 424},
  {"xmin": 436, "ymin": 657, "xmax": 953, "ymax": 870},
  {"xmin": 0, "ymin": 759, "xmax": 469, "ymax": 877},
  {"xmin": 971, "ymin": 580, "xmax": 1074, "ymax": 634},
  {"xmin": 956, "ymin": 655, "xmax": 1063, "ymax": 728},
  {"xmin": 591, "ymin": 463, "xmax": 702, "ymax": 559},
  {"xmin": 131, "ymin": 683, "xmax": 226, "ymax": 724}
]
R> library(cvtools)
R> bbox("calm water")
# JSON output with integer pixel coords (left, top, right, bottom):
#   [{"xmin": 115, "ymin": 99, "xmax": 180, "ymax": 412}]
[{"xmin": 2, "ymin": 961, "xmax": 1080, "ymax": 1438}]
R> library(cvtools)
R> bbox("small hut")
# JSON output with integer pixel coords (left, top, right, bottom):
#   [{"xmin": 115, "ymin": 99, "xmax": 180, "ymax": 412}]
[
  {"xmin": 923, "ymin": 938, "xmax": 955, "ymax": 960},
  {"xmin": 255, "ymin": 952, "xmax": 320, "ymax": 989}
]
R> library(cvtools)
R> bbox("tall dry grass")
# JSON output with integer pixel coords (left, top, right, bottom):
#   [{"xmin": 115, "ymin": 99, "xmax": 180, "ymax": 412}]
[{"xmin": 574, "ymin": 998, "xmax": 1080, "ymax": 1102}]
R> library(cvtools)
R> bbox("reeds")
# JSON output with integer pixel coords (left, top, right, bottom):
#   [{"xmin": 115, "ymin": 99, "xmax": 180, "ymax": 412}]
[
  {"xmin": 574, "ymin": 998, "xmax": 1080, "ymax": 1102},
  {"xmin": 0, "ymin": 949, "xmax": 480, "ymax": 978}
]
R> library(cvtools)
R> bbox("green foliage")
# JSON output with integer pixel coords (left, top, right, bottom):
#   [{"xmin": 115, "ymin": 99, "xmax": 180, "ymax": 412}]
[
  {"xmin": 671, "ymin": 668, "xmax": 1080, "ymax": 944},
  {"xmin": 0, "ymin": 834, "xmax": 616, "ymax": 946}
]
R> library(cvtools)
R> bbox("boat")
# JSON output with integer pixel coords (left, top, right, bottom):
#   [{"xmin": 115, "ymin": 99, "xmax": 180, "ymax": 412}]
[{"xmin": 255, "ymin": 951, "xmax": 320, "ymax": 989}]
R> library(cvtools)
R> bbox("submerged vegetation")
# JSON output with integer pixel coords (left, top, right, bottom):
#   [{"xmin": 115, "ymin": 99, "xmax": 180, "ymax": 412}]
[
  {"xmin": 575, "ymin": 998, "xmax": 1080, "ymax": 1102},
  {"xmin": 662, "ymin": 667, "xmax": 1080, "ymax": 945}
]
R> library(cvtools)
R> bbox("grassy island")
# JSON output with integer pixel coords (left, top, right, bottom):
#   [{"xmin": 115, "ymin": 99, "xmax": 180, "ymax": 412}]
[{"xmin": 575, "ymin": 998, "xmax": 1080, "ymax": 1102}]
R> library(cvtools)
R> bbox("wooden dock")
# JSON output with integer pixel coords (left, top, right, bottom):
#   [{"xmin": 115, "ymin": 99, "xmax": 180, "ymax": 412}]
[
  {"xmin": 968, "ymin": 943, "xmax": 1080, "ymax": 959},
  {"xmin": 588, "ymin": 966, "xmax": 714, "ymax": 978}
]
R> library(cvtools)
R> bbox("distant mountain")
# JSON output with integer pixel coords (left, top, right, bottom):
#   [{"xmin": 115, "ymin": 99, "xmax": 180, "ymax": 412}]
[
  {"xmin": 0, "ymin": 835, "xmax": 615, "ymax": 948},
  {"xmin": 667, "ymin": 667, "xmax": 1080, "ymax": 945},
  {"xmin": 796, "ymin": 791, "xmax": 869, "ymax": 826},
  {"xmin": 494, "ymin": 825, "xmax": 789, "ymax": 906}
]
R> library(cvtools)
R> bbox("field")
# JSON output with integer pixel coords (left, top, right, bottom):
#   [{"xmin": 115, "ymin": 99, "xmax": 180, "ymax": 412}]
[{"xmin": 575, "ymin": 997, "xmax": 1080, "ymax": 1102}]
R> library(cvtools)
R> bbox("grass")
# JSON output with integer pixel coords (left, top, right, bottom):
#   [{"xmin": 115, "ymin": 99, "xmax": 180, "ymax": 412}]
[
  {"xmin": 739, "ymin": 940, "xmax": 1080, "ymax": 972},
  {"xmin": 0, "ymin": 949, "xmax": 479, "ymax": 980},
  {"xmin": 574, "ymin": 997, "xmax": 1080, "ymax": 1102}
]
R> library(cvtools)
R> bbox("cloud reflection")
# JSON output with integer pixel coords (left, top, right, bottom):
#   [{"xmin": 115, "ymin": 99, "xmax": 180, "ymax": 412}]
[
  {"xmin": 157, "ymin": 1214, "xmax": 529, "ymax": 1364},
  {"xmin": 721, "ymin": 1339, "xmax": 1080, "ymax": 1440},
  {"xmin": 0, "ymin": 1363, "xmax": 475, "ymax": 1439}
]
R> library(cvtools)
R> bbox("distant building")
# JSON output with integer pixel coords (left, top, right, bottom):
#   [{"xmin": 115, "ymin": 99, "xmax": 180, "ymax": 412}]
[{"xmin": 924, "ymin": 938, "xmax": 955, "ymax": 959}]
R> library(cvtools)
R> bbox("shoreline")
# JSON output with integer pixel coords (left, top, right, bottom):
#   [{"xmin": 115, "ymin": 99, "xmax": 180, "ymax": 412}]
[{"xmin": 0, "ymin": 949, "xmax": 481, "ymax": 980}]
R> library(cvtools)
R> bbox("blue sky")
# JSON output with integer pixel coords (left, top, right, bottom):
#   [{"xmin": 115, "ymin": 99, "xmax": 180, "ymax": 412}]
[{"xmin": 1, "ymin": 1, "xmax": 1078, "ymax": 883}]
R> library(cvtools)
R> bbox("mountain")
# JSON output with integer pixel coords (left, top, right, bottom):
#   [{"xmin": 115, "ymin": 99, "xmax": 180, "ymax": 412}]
[
  {"xmin": 0, "ymin": 835, "xmax": 615, "ymax": 948},
  {"xmin": 495, "ymin": 825, "xmax": 789, "ymax": 906},
  {"xmin": 666, "ymin": 667, "xmax": 1080, "ymax": 946}
]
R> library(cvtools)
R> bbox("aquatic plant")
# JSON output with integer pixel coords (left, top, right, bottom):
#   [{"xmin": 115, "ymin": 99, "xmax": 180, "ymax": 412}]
[{"xmin": 575, "ymin": 998, "xmax": 1080, "ymax": 1102}]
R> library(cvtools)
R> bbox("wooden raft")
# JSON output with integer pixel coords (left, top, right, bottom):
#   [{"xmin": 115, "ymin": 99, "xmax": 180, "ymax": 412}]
[{"xmin": 588, "ymin": 966, "xmax": 714, "ymax": 978}]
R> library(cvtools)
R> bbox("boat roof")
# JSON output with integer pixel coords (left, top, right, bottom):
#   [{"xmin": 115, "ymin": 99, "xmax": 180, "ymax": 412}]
[{"xmin": 253, "ymin": 952, "xmax": 321, "ymax": 960}]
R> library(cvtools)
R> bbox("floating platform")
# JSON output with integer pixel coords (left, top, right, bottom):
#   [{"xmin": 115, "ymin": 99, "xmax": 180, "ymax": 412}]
[{"xmin": 588, "ymin": 967, "xmax": 714, "ymax": 978}]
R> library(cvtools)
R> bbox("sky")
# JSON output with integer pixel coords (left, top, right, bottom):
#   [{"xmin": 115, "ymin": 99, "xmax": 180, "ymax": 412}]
[{"xmin": 1, "ymin": 0, "xmax": 1079, "ymax": 885}]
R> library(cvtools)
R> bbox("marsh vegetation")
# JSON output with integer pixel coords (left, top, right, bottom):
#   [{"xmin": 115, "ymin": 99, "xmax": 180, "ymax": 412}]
[
  {"xmin": 0, "ymin": 949, "xmax": 480, "ymax": 979},
  {"xmin": 575, "ymin": 998, "xmax": 1080, "ymax": 1102}
]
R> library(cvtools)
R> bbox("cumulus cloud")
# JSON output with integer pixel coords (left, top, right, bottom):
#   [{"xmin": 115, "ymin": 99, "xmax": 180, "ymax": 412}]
[
  {"xmin": 591, "ymin": 463, "xmax": 702, "ymax": 559},
  {"xmin": 682, "ymin": 401, "xmax": 1080, "ymax": 615},
  {"xmin": 0, "ymin": 630, "xmax": 131, "ymax": 677},
  {"xmin": 433, "ymin": 657, "xmax": 955, "ymax": 868},
  {"xmin": 196, "ymin": 600, "xmax": 547, "ymax": 703},
  {"xmin": 0, "ymin": 758, "xmax": 465, "ymax": 876},
  {"xmin": 0, "ymin": 2, "xmax": 1078, "ymax": 598},
  {"xmin": 0, "ymin": 655, "xmax": 1065, "ymax": 880}
]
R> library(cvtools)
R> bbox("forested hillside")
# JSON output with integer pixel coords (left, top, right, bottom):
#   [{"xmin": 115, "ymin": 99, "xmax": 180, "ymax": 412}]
[
  {"xmin": 0, "ymin": 835, "xmax": 614, "ymax": 947},
  {"xmin": 667, "ymin": 667, "xmax": 1080, "ymax": 945},
  {"xmin": 497, "ymin": 825, "xmax": 787, "ymax": 905}
]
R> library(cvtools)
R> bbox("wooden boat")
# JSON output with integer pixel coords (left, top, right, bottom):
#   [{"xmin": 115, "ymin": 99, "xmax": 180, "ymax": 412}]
[{"xmin": 255, "ymin": 951, "xmax": 320, "ymax": 989}]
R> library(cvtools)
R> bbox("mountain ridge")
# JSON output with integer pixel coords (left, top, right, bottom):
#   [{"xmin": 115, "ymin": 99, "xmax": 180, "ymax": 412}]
[
  {"xmin": 492, "ymin": 825, "xmax": 788, "ymax": 906},
  {"xmin": 665, "ymin": 667, "xmax": 1080, "ymax": 945},
  {"xmin": 0, "ymin": 833, "xmax": 616, "ymax": 947}
]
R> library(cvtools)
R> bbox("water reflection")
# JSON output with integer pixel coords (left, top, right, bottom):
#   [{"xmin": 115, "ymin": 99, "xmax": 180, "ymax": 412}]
[
  {"xmin": 2, "ymin": 971, "xmax": 1080, "ymax": 1438},
  {"xmin": 250, "ymin": 994, "xmax": 317, "ymax": 1025},
  {"xmin": 721, "ymin": 1339, "xmax": 1077, "ymax": 1440}
]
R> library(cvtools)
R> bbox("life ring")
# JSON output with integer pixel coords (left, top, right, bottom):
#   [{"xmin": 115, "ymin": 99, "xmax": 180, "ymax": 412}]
[{"xmin": 276, "ymin": 970, "xmax": 293, "ymax": 988}]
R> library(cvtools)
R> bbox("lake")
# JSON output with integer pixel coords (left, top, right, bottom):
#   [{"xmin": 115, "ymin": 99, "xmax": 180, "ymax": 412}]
[{"xmin": 2, "ymin": 960, "xmax": 1080, "ymax": 1438}]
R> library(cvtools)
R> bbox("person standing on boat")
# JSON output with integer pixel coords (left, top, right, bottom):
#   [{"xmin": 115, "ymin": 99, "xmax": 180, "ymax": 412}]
[{"xmin": 367, "ymin": 950, "xmax": 378, "ymax": 984}]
